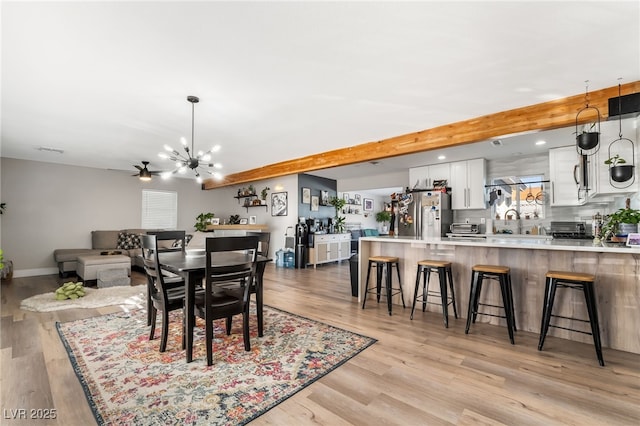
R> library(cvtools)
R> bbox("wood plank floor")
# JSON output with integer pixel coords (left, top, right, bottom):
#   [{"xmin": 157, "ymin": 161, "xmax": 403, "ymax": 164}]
[{"xmin": 1, "ymin": 263, "xmax": 639, "ymax": 425}]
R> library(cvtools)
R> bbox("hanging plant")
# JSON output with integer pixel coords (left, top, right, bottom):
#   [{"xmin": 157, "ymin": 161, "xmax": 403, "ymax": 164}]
[{"xmin": 605, "ymin": 154, "xmax": 633, "ymax": 183}]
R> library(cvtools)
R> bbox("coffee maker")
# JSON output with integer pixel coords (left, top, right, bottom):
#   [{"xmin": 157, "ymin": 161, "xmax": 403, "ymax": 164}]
[{"xmin": 295, "ymin": 219, "xmax": 309, "ymax": 268}]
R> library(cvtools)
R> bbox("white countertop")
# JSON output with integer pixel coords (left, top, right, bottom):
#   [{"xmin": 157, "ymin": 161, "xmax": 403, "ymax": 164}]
[{"xmin": 360, "ymin": 235, "xmax": 640, "ymax": 254}]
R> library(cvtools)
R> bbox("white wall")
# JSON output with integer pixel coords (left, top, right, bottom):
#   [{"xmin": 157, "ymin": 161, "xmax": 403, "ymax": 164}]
[{"xmin": 0, "ymin": 158, "xmax": 298, "ymax": 276}]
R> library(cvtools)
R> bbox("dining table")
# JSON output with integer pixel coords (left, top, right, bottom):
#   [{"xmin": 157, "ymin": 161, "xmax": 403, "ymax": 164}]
[{"xmin": 158, "ymin": 250, "xmax": 271, "ymax": 363}]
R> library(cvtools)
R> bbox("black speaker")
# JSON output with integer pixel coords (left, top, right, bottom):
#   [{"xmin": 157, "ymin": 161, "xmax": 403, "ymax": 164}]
[{"xmin": 608, "ymin": 92, "xmax": 640, "ymax": 119}]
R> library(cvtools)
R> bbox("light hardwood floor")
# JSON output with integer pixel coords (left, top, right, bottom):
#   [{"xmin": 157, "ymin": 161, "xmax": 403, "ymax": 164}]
[{"xmin": 1, "ymin": 263, "xmax": 639, "ymax": 425}]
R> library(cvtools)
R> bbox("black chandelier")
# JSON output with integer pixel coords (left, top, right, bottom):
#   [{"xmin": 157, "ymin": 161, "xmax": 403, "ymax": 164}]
[{"xmin": 159, "ymin": 96, "xmax": 223, "ymax": 184}]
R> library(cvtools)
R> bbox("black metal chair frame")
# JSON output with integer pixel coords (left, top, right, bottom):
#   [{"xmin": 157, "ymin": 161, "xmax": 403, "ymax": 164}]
[
  {"xmin": 538, "ymin": 276, "xmax": 604, "ymax": 366},
  {"xmin": 465, "ymin": 269, "xmax": 517, "ymax": 344},
  {"xmin": 246, "ymin": 232, "xmax": 270, "ymax": 337},
  {"xmin": 411, "ymin": 262, "xmax": 458, "ymax": 328},
  {"xmin": 362, "ymin": 258, "xmax": 405, "ymax": 316}
]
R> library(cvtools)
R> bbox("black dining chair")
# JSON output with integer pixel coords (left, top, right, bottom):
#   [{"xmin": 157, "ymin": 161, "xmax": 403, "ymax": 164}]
[
  {"xmin": 141, "ymin": 234, "xmax": 195, "ymax": 352},
  {"xmin": 194, "ymin": 235, "xmax": 259, "ymax": 366},
  {"xmin": 144, "ymin": 231, "xmax": 188, "ymax": 326},
  {"xmin": 246, "ymin": 232, "xmax": 270, "ymax": 336}
]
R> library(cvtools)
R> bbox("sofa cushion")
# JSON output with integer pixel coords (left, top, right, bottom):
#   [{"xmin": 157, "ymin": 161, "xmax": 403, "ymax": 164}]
[{"xmin": 116, "ymin": 232, "xmax": 141, "ymax": 250}]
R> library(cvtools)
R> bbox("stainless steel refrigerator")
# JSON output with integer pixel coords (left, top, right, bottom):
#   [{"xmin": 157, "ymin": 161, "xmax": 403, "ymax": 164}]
[{"xmin": 397, "ymin": 191, "xmax": 453, "ymax": 238}]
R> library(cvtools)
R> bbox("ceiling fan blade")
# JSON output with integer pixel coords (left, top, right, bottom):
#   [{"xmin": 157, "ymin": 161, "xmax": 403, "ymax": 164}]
[{"xmin": 134, "ymin": 165, "xmax": 143, "ymax": 171}]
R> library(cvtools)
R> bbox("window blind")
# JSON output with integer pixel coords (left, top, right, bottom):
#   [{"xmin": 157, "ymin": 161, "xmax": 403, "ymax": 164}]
[{"xmin": 141, "ymin": 190, "xmax": 177, "ymax": 229}]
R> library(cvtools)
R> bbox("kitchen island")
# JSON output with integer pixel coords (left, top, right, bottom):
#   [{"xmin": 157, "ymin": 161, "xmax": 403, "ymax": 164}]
[{"xmin": 358, "ymin": 235, "xmax": 640, "ymax": 354}]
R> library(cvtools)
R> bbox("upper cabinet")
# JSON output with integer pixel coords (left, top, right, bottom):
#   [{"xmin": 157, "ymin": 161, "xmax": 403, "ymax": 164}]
[
  {"xmin": 588, "ymin": 119, "xmax": 638, "ymax": 198},
  {"xmin": 450, "ymin": 158, "xmax": 486, "ymax": 210},
  {"xmin": 408, "ymin": 163, "xmax": 451, "ymax": 190},
  {"xmin": 549, "ymin": 146, "xmax": 587, "ymax": 206}
]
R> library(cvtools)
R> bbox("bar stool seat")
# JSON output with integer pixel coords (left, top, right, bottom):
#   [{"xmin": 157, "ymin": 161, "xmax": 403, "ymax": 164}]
[
  {"xmin": 411, "ymin": 260, "xmax": 458, "ymax": 327},
  {"xmin": 362, "ymin": 256, "xmax": 405, "ymax": 315},
  {"xmin": 538, "ymin": 270, "xmax": 604, "ymax": 366},
  {"xmin": 465, "ymin": 264, "xmax": 516, "ymax": 344}
]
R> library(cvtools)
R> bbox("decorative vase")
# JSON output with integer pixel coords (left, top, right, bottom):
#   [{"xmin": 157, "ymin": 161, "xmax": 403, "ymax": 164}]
[
  {"xmin": 610, "ymin": 165, "xmax": 634, "ymax": 183},
  {"xmin": 576, "ymin": 132, "xmax": 599, "ymax": 150},
  {"xmin": 618, "ymin": 223, "xmax": 638, "ymax": 236}
]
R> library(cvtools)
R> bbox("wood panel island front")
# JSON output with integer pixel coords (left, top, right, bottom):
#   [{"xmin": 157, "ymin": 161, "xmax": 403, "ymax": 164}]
[{"xmin": 358, "ymin": 236, "xmax": 640, "ymax": 355}]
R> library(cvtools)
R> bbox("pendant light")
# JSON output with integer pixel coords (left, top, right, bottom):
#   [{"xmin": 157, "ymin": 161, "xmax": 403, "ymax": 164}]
[
  {"xmin": 606, "ymin": 80, "xmax": 635, "ymax": 188},
  {"xmin": 158, "ymin": 96, "xmax": 223, "ymax": 184},
  {"xmin": 575, "ymin": 80, "xmax": 601, "ymax": 156}
]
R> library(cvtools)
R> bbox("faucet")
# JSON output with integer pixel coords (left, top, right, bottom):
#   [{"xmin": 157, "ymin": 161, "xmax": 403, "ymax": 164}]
[{"xmin": 504, "ymin": 208, "xmax": 522, "ymax": 234}]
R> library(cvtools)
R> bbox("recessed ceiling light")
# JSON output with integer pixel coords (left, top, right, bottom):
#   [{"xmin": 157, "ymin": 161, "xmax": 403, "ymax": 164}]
[
  {"xmin": 491, "ymin": 140, "xmax": 503, "ymax": 147},
  {"xmin": 437, "ymin": 155, "xmax": 446, "ymax": 160},
  {"xmin": 536, "ymin": 140, "xmax": 547, "ymax": 146}
]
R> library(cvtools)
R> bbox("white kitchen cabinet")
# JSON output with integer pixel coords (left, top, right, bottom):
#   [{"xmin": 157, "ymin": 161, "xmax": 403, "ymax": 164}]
[
  {"xmin": 450, "ymin": 158, "xmax": 486, "ymax": 209},
  {"xmin": 588, "ymin": 119, "xmax": 638, "ymax": 198},
  {"xmin": 408, "ymin": 163, "xmax": 451, "ymax": 189},
  {"xmin": 308, "ymin": 233, "xmax": 351, "ymax": 268},
  {"xmin": 549, "ymin": 146, "xmax": 587, "ymax": 206}
]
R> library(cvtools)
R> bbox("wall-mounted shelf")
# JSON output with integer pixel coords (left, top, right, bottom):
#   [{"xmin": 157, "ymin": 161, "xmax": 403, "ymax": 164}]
[{"xmin": 234, "ymin": 194, "xmax": 268, "ymax": 212}]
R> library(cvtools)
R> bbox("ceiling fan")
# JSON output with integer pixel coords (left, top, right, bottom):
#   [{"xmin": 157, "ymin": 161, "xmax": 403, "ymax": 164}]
[{"xmin": 132, "ymin": 161, "xmax": 161, "ymax": 181}]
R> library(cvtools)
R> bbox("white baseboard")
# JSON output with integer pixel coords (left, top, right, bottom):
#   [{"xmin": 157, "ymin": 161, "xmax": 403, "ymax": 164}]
[{"xmin": 13, "ymin": 267, "xmax": 59, "ymax": 278}]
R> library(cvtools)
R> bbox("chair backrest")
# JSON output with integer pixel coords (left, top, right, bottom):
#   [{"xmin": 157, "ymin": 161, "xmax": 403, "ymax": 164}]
[
  {"xmin": 147, "ymin": 230, "xmax": 187, "ymax": 252},
  {"xmin": 140, "ymin": 234, "xmax": 171, "ymax": 300},
  {"xmin": 246, "ymin": 232, "xmax": 270, "ymax": 257},
  {"xmin": 205, "ymin": 236, "xmax": 259, "ymax": 303}
]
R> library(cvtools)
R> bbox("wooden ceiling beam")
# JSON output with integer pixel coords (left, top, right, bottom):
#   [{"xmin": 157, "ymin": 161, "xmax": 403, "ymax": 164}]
[{"xmin": 203, "ymin": 81, "xmax": 640, "ymax": 190}]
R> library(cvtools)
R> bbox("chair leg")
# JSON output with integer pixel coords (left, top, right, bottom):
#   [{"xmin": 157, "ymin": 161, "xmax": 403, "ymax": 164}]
[
  {"xmin": 242, "ymin": 311, "xmax": 251, "ymax": 352},
  {"xmin": 538, "ymin": 277, "xmax": 557, "ymax": 351},
  {"xmin": 206, "ymin": 308, "xmax": 214, "ymax": 366},
  {"xmin": 377, "ymin": 262, "xmax": 384, "ymax": 303},
  {"xmin": 149, "ymin": 307, "xmax": 157, "ymax": 340},
  {"xmin": 362, "ymin": 260, "xmax": 373, "ymax": 309},
  {"xmin": 410, "ymin": 266, "xmax": 422, "ymax": 320},
  {"xmin": 225, "ymin": 316, "xmax": 233, "ymax": 335},
  {"xmin": 499, "ymin": 274, "xmax": 515, "ymax": 345},
  {"xmin": 506, "ymin": 273, "xmax": 517, "ymax": 331},
  {"xmin": 583, "ymin": 282, "xmax": 605, "ymax": 366},
  {"xmin": 438, "ymin": 267, "xmax": 450, "ymax": 328},
  {"xmin": 465, "ymin": 271, "xmax": 479, "ymax": 334},
  {"xmin": 385, "ymin": 263, "xmax": 393, "ymax": 315},
  {"xmin": 159, "ymin": 309, "xmax": 170, "ymax": 352},
  {"xmin": 395, "ymin": 262, "xmax": 405, "ymax": 308},
  {"xmin": 422, "ymin": 268, "xmax": 430, "ymax": 312}
]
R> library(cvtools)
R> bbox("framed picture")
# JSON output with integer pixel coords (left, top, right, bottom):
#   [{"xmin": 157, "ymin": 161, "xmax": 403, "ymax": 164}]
[
  {"xmin": 354, "ymin": 194, "xmax": 361, "ymax": 204},
  {"xmin": 320, "ymin": 190, "xmax": 329, "ymax": 206},
  {"xmin": 210, "ymin": 218, "xmax": 220, "ymax": 225},
  {"xmin": 239, "ymin": 218, "xmax": 248, "ymax": 225},
  {"xmin": 249, "ymin": 215, "xmax": 257, "ymax": 225},
  {"xmin": 626, "ymin": 233, "xmax": 640, "ymax": 247},
  {"xmin": 301, "ymin": 187, "xmax": 311, "ymax": 204},
  {"xmin": 271, "ymin": 192, "xmax": 288, "ymax": 216},
  {"xmin": 311, "ymin": 195, "xmax": 319, "ymax": 211},
  {"xmin": 343, "ymin": 193, "xmax": 350, "ymax": 202},
  {"xmin": 363, "ymin": 198, "xmax": 374, "ymax": 212}
]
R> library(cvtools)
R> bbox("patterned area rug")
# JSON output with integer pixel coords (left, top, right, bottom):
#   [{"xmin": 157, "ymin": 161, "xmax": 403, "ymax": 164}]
[
  {"xmin": 21, "ymin": 285, "xmax": 145, "ymax": 312},
  {"xmin": 57, "ymin": 306, "xmax": 376, "ymax": 425}
]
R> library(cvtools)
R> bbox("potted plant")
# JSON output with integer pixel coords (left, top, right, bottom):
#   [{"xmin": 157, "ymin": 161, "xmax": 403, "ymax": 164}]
[
  {"xmin": 604, "ymin": 154, "xmax": 634, "ymax": 183},
  {"xmin": 600, "ymin": 200, "xmax": 640, "ymax": 241},
  {"xmin": 576, "ymin": 122, "xmax": 599, "ymax": 151},
  {"xmin": 194, "ymin": 212, "xmax": 215, "ymax": 232},
  {"xmin": 260, "ymin": 187, "xmax": 270, "ymax": 204},
  {"xmin": 329, "ymin": 196, "xmax": 347, "ymax": 233},
  {"xmin": 376, "ymin": 210, "xmax": 392, "ymax": 234}
]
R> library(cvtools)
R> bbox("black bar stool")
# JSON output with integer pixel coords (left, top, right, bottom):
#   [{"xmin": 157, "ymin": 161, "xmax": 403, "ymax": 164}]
[
  {"xmin": 465, "ymin": 264, "xmax": 516, "ymax": 344},
  {"xmin": 538, "ymin": 270, "xmax": 604, "ymax": 366},
  {"xmin": 362, "ymin": 256, "xmax": 405, "ymax": 316},
  {"xmin": 411, "ymin": 260, "xmax": 458, "ymax": 327}
]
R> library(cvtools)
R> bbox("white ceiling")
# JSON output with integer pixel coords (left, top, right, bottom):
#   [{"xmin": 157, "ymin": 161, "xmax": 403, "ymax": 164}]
[{"xmin": 2, "ymin": 1, "xmax": 639, "ymax": 183}]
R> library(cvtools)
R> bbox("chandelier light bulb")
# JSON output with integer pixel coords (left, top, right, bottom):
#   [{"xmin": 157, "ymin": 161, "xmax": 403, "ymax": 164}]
[
  {"xmin": 158, "ymin": 152, "xmax": 169, "ymax": 159},
  {"xmin": 196, "ymin": 176, "xmax": 203, "ymax": 184},
  {"xmin": 212, "ymin": 145, "xmax": 221, "ymax": 152},
  {"xmin": 164, "ymin": 144, "xmax": 173, "ymax": 152},
  {"xmin": 202, "ymin": 154, "xmax": 211, "ymax": 161},
  {"xmin": 178, "ymin": 167, "xmax": 187, "ymax": 174},
  {"xmin": 180, "ymin": 137, "xmax": 188, "ymax": 146}
]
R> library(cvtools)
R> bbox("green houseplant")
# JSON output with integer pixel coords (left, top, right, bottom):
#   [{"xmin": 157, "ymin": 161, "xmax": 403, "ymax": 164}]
[
  {"xmin": 604, "ymin": 154, "xmax": 633, "ymax": 183},
  {"xmin": 194, "ymin": 212, "xmax": 215, "ymax": 232},
  {"xmin": 376, "ymin": 210, "xmax": 392, "ymax": 233},
  {"xmin": 600, "ymin": 200, "xmax": 640, "ymax": 241},
  {"xmin": 329, "ymin": 196, "xmax": 347, "ymax": 233}
]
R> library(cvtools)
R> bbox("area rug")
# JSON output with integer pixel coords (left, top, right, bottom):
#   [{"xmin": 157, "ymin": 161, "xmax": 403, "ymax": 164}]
[
  {"xmin": 57, "ymin": 306, "xmax": 376, "ymax": 425},
  {"xmin": 20, "ymin": 285, "xmax": 145, "ymax": 312}
]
